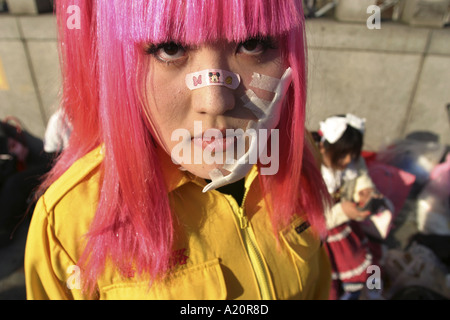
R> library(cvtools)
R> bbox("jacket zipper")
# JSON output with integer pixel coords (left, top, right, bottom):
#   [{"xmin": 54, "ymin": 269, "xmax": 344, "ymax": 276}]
[{"xmin": 234, "ymin": 190, "xmax": 274, "ymax": 300}]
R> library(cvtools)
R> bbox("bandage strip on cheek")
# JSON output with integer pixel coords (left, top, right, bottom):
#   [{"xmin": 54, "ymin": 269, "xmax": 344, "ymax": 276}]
[
  {"xmin": 221, "ymin": 71, "xmax": 286, "ymax": 172},
  {"xmin": 186, "ymin": 69, "xmax": 240, "ymax": 90},
  {"xmin": 241, "ymin": 71, "xmax": 286, "ymax": 130},
  {"xmin": 249, "ymin": 72, "xmax": 282, "ymax": 93},
  {"xmin": 240, "ymin": 91, "xmax": 270, "ymax": 119}
]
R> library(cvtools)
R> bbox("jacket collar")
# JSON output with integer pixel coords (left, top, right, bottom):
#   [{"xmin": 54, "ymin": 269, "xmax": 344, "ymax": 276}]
[{"xmin": 155, "ymin": 145, "xmax": 259, "ymax": 194}]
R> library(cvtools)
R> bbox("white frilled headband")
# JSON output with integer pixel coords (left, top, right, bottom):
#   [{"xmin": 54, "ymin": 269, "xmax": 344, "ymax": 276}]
[{"xmin": 319, "ymin": 114, "xmax": 366, "ymax": 144}]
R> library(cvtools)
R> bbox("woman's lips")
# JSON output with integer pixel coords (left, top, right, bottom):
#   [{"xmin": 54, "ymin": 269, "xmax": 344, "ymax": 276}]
[
  {"xmin": 197, "ymin": 136, "xmax": 236, "ymax": 152},
  {"xmin": 192, "ymin": 129, "xmax": 241, "ymax": 152}
]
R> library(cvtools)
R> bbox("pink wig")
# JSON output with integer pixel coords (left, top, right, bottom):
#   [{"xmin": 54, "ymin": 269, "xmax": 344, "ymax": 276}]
[{"xmin": 47, "ymin": 0, "xmax": 331, "ymax": 294}]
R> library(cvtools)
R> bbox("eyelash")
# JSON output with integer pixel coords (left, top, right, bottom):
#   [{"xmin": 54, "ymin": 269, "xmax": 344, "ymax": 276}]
[
  {"xmin": 144, "ymin": 43, "xmax": 186, "ymax": 65},
  {"xmin": 144, "ymin": 36, "xmax": 278, "ymax": 65},
  {"xmin": 238, "ymin": 36, "xmax": 278, "ymax": 54}
]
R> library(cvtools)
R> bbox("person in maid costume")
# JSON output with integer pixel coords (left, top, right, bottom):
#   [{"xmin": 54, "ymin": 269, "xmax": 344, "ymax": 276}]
[{"xmin": 313, "ymin": 114, "xmax": 387, "ymax": 300}]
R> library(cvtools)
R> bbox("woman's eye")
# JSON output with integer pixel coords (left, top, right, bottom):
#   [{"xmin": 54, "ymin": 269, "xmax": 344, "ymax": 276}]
[
  {"xmin": 238, "ymin": 39, "xmax": 265, "ymax": 55},
  {"xmin": 237, "ymin": 37, "xmax": 276, "ymax": 55},
  {"xmin": 147, "ymin": 42, "xmax": 186, "ymax": 63}
]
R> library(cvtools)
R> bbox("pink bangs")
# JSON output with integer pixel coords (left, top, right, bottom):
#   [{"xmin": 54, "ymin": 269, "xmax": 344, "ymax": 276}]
[{"xmin": 106, "ymin": 0, "xmax": 304, "ymax": 45}]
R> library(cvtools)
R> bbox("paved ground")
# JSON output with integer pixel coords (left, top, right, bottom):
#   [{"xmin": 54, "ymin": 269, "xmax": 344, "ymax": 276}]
[{"xmin": 0, "ymin": 219, "xmax": 29, "ymax": 300}]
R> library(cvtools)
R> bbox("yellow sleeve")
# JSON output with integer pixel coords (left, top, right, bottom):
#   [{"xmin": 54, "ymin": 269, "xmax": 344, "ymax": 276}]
[{"xmin": 24, "ymin": 197, "xmax": 87, "ymax": 300}]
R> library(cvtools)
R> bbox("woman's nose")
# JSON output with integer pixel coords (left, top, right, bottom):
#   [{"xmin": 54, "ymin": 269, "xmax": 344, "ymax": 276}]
[
  {"xmin": 192, "ymin": 85, "xmax": 236, "ymax": 115},
  {"xmin": 189, "ymin": 50, "xmax": 236, "ymax": 115}
]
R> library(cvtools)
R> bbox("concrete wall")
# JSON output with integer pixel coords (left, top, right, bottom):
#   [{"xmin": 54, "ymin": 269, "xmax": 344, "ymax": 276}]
[
  {"xmin": 305, "ymin": 19, "xmax": 450, "ymax": 151},
  {"xmin": 0, "ymin": 14, "xmax": 59, "ymax": 139},
  {"xmin": 0, "ymin": 14, "xmax": 449, "ymax": 151}
]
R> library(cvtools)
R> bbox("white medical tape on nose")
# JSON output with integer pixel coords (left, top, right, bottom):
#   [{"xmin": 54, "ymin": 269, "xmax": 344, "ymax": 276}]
[
  {"xmin": 186, "ymin": 69, "xmax": 241, "ymax": 90},
  {"xmin": 249, "ymin": 72, "xmax": 281, "ymax": 93}
]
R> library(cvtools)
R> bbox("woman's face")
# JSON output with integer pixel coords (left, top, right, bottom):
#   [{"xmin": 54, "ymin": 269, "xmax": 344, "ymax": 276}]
[{"xmin": 143, "ymin": 37, "xmax": 285, "ymax": 179}]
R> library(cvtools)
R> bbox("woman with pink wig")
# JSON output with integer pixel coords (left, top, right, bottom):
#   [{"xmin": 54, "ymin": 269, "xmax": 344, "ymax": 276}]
[{"xmin": 25, "ymin": 0, "xmax": 332, "ymax": 300}]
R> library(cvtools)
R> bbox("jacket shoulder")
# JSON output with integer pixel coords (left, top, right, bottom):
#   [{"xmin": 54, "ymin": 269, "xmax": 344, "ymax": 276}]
[
  {"xmin": 26, "ymin": 147, "xmax": 104, "ymax": 299},
  {"xmin": 38, "ymin": 147, "xmax": 104, "ymax": 257},
  {"xmin": 43, "ymin": 147, "xmax": 104, "ymax": 212}
]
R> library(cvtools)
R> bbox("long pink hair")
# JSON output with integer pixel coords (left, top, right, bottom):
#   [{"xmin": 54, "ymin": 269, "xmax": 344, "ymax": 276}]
[{"xmin": 46, "ymin": 0, "xmax": 331, "ymax": 294}]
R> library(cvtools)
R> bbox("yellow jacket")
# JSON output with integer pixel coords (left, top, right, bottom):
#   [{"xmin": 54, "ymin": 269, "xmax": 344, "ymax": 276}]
[{"xmin": 25, "ymin": 146, "xmax": 331, "ymax": 300}]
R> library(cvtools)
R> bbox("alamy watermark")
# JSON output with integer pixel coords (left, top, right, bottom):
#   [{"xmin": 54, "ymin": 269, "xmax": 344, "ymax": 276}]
[
  {"xmin": 366, "ymin": 265, "xmax": 382, "ymax": 290},
  {"xmin": 66, "ymin": 263, "xmax": 383, "ymax": 293},
  {"xmin": 65, "ymin": 4, "xmax": 382, "ymax": 31},
  {"xmin": 66, "ymin": 5, "xmax": 81, "ymax": 30},
  {"xmin": 66, "ymin": 265, "xmax": 81, "ymax": 290},
  {"xmin": 367, "ymin": 5, "xmax": 382, "ymax": 30}
]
